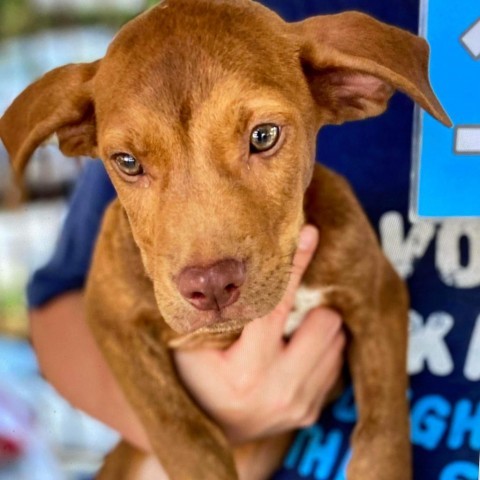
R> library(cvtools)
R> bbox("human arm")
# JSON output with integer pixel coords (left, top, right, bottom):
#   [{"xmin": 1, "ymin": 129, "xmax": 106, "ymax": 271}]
[
  {"xmin": 174, "ymin": 225, "xmax": 345, "ymax": 444},
  {"xmin": 29, "ymin": 225, "xmax": 345, "ymax": 452}
]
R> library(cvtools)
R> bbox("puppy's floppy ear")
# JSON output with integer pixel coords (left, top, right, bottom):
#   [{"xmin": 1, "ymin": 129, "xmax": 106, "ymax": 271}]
[
  {"xmin": 0, "ymin": 60, "xmax": 100, "ymax": 177},
  {"xmin": 293, "ymin": 12, "xmax": 451, "ymax": 126}
]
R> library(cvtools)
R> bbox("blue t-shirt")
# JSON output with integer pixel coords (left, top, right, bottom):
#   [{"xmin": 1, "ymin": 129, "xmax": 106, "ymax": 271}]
[
  {"xmin": 28, "ymin": 1, "xmax": 480, "ymax": 479},
  {"xmin": 27, "ymin": 160, "xmax": 116, "ymax": 306}
]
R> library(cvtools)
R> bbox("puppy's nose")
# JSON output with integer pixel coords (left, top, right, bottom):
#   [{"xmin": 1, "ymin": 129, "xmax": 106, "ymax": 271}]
[{"xmin": 177, "ymin": 259, "xmax": 246, "ymax": 311}]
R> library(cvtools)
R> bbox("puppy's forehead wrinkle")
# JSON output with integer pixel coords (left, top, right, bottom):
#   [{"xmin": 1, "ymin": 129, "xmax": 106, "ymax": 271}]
[{"xmin": 97, "ymin": 0, "xmax": 302, "ymax": 117}]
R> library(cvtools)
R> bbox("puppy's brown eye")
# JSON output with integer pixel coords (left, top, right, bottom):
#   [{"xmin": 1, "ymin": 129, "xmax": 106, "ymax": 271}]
[
  {"xmin": 112, "ymin": 153, "xmax": 143, "ymax": 176},
  {"xmin": 250, "ymin": 124, "xmax": 280, "ymax": 153}
]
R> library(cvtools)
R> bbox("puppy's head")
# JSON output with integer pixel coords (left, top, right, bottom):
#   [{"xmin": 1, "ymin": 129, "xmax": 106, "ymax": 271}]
[{"xmin": 0, "ymin": 0, "xmax": 450, "ymax": 334}]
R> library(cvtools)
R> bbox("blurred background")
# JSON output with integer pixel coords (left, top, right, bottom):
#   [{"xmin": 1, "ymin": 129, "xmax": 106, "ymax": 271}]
[{"xmin": 0, "ymin": 1, "xmax": 156, "ymax": 478}]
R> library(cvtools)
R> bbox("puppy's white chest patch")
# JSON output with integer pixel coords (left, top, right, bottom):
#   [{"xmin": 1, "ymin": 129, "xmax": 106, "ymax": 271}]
[{"xmin": 284, "ymin": 286, "xmax": 331, "ymax": 337}]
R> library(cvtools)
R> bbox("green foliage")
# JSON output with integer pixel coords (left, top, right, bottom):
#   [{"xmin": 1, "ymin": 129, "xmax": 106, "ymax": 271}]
[
  {"xmin": 0, "ymin": 0, "xmax": 153, "ymax": 40},
  {"xmin": 0, "ymin": 286, "xmax": 27, "ymax": 337},
  {"xmin": 0, "ymin": 0, "xmax": 31, "ymax": 38}
]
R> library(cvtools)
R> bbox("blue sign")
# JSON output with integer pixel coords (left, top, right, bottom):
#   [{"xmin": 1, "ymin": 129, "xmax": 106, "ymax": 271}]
[{"xmin": 412, "ymin": 0, "xmax": 480, "ymax": 218}]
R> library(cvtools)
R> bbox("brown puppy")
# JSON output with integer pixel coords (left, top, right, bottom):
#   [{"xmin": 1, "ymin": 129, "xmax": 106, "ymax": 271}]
[{"xmin": 0, "ymin": 1, "xmax": 450, "ymax": 479}]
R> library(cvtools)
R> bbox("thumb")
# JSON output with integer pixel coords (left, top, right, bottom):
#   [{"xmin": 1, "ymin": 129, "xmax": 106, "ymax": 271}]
[
  {"xmin": 280, "ymin": 224, "xmax": 319, "ymax": 309},
  {"xmin": 232, "ymin": 224, "xmax": 319, "ymax": 351}
]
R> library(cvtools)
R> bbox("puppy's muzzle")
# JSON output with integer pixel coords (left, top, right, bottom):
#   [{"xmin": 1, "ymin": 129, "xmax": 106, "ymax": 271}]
[{"xmin": 176, "ymin": 259, "xmax": 246, "ymax": 311}]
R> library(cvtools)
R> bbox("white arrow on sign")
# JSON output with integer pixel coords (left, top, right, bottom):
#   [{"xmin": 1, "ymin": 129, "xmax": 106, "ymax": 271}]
[
  {"xmin": 461, "ymin": 18, "xmax": 480, "ymax": 59},
  {"xmin": 455, "ymin": 126, "xmax": 480, "ymax": 154},
  {"xmin": 455, "ymin": 19, "xmax": 480, "ymax": 154}
]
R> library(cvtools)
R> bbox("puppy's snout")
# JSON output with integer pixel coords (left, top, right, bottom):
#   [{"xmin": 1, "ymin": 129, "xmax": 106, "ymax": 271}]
[{"xmin": 177, "ymin": 259, "xmax": 246, "ymax": 311}]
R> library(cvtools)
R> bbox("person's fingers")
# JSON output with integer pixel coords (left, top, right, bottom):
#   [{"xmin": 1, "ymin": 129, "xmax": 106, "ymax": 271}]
[
  {"xmin": 306, "ymin": 328, "xmax": 346, "ymax": 401},
  {"xmin": 189, "ymin": 226, "xmax": 321, "ymax": 386},
  {"xmin": 175, "ymin": 308, "xmax": 346, "ymax": 443},
  {"xmin": 284, "ymin": 319, "xmax": 346, "ymax": 428},
  {"xmin": 233, "ymin": 224, "xmax": 320, "ymax": 357},
  {"xmin": 283, "ymin": 307, "xmax": 343, "ymax": 373},
  {"xmin": 276, "ymin": 225, "xmax": 319, "ymax": 313}
]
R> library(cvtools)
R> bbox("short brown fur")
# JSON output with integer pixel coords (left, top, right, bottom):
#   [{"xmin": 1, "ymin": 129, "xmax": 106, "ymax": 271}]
[{"xmin": 0, "ymin": 1, "xmax": 450, "ymax": 479}]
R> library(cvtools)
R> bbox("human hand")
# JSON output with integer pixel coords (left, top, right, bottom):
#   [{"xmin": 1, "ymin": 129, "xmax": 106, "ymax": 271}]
[{"xmin": 174, "ymin": 225, "xmax": 346, "ymax": 445}]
